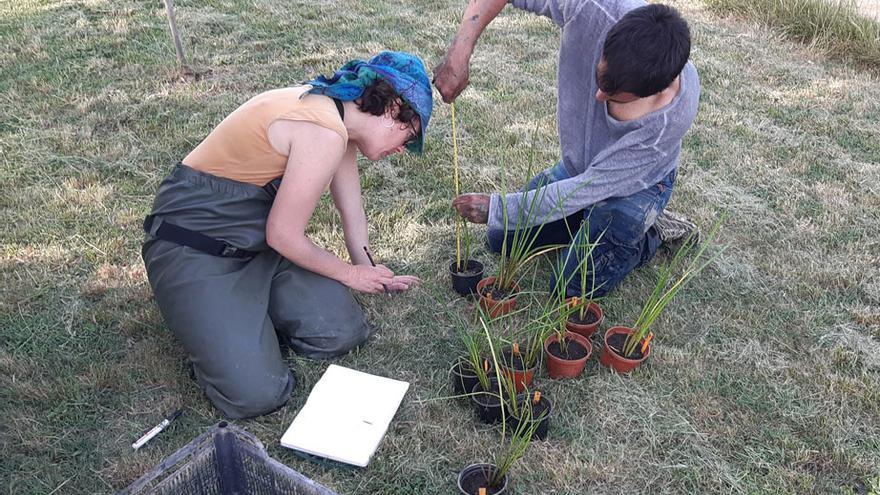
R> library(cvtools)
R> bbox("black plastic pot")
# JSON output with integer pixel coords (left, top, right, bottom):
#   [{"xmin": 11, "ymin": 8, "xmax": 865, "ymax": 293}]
[
  {"xmin": 470, "ymin": 379, "xmax": 505, "ymax": 424},
  {"xmin": 451, "ymin": 358, "xmax": 494, "ymax": 397},
  {"xmin": 510, "ymin": 392, "xmax": 553, "ymax": 440},
  {"xmin": 457, "ymin": 463, "xmax": 508, "ymax": 495},
  {"xmin": 449, "ymin": 260, "xmax": 485, "ymax": 297}
]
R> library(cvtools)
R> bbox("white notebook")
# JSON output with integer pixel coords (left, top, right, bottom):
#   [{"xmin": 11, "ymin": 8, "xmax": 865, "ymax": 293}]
[{"xmin": 280, "ymin": 364, "xmax": 410, "ymax": 467}]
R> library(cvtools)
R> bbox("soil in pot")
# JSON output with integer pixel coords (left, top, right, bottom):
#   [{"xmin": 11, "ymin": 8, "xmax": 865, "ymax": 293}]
[
  {"xmin": 450, "ymin": 260, "xmax": 485, "ymax": 297},
  {"xmin": 500, "ymin": 349, "xmax": 531, "ymax": 371},
  {"xmin": 546, "ymin": 339, "xmax": 589, "ymax": 360},
  {"xmin": 568, "ymin": 310, "xmax": 598, "ymax": 326},
  {"xmin": 606, "ymin": 332, "xmax": 645, "ymax": 360},
  {"xmin": 480, "ymin": 283, "xmax": 516, "ymax": 301},
  {"xmin": 458, "ymin": 464, "xmax": 507, "ymax": 495}
]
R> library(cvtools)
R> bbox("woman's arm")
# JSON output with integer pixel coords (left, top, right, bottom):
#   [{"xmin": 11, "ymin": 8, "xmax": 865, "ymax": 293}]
[
  {"xmin": 265, "ymin": 120, "xmax": 394, "ymax": 294},
  {"xmin": 329, "ymin": 143, "xmax": 422, "ymax": 292},
  {"xmin": 329, "ymin": 143, "xmax": 371, "ymax": 266}
]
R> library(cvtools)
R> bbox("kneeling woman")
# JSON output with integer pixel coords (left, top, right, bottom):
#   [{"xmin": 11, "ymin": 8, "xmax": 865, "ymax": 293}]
[{"xmin": 142, "ymin": 52, "xmax": 431, "ymax": 418}]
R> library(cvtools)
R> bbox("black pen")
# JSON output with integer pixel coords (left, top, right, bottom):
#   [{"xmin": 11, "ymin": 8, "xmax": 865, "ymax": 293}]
[
  {"xmin": 132, "ymin": 409, "xmax": 183, "ymax": 450},
  {"xmin": 362, "ymin": 246, "xmax": 390, "ymax": 294}
]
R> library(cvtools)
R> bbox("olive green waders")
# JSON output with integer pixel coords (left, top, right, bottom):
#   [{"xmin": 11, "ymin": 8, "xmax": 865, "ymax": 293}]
[{"xmin": 142, "ymin": 164, "xmax": 371, "ymax": 419}]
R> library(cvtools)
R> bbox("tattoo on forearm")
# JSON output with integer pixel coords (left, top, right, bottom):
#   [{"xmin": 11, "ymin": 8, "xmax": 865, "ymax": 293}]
[{"xmin": 470, "ymin": 14, "xmax": 480, "ymax": 21}]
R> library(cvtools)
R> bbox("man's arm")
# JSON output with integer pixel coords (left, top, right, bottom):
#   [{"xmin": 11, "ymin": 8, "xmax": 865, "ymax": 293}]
[
  {"xmin": 485, "ymin": 146, "xmax": 669, "ymax": 231},
  {"xmin": 434, "ymin": 0, "xmax": 509, "ymax": 103}
]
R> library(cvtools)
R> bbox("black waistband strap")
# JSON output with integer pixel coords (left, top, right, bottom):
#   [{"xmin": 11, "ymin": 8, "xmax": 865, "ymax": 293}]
[
  {"xmin": 143, "ymin": 215, "xmax": 257, "ymax": 259},
  {"xmin": 332, "ymin": 98, "xmax": 345, "ymax": 120},
  {"xmin": 262, "ymin": 178, "xmax": 282, "ymax": 198}
]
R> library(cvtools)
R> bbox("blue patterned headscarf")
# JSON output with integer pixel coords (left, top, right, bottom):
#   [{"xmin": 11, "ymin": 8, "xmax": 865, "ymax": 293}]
[{"xmin": 305, "ymin": 51, "xmax": 433, "ymax": 154}]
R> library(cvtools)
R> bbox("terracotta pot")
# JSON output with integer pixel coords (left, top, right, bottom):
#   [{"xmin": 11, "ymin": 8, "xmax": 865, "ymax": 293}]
[
  {"xmin": 457, "ymin": 463, "xmax": 508, "ymax": 495},
  {"xmin": 564, "ymin": 299, "xmax": 604, "ymax": 338},
  {"xmin": 544, "ymin": 332, "xmax": 592, "ymax": 379},
  {"xmin": 476, "ymin": 276, "xmax": 520, "ymax": 318},
  {"xmin": 449, "ymin": 260, "xmax": 485, "ymax": 297},
  {"xmin": 599, "ymin": 326, "xmax": 651, "ymax": 373},
  {"xmin": 499, "ymin": 348, "xmax": 536, "ymax": 393}
]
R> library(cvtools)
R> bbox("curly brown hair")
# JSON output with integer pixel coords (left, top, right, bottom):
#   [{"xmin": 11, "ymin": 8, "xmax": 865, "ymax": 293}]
[{"xmin": 356, "ymin": 79, "xmax": 419, "ymax": 126}]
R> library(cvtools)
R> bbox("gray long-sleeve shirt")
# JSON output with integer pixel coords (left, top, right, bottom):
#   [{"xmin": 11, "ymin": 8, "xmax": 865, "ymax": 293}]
[{"xmin": 487, "ymin": 0, "xmax": 701, "ymax": 230}]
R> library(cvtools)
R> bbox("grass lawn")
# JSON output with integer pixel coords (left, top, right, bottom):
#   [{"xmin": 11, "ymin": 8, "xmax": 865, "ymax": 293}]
[{"xmin": 2, "ymin": 0, "xmax": 879, "ymax": 493}]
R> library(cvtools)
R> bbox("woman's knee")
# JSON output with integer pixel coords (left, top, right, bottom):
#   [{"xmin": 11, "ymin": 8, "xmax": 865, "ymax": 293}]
[
  {"xmin": 289, "ymin": 319, "xmax": 372, "ymax": 359},
  {"xmin": 204, "ymin": 369, "xmax": 295, "ymax": 419}
]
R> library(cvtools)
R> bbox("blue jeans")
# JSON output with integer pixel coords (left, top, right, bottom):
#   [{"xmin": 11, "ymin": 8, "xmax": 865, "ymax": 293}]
[{"xmin": 487, "ymin": 161, "xmax": 676, "ymax": 297}]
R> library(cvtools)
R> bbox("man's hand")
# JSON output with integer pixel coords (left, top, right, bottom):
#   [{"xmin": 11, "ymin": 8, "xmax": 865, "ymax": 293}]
[
  {"xmin": 453, "ymin": 193, "xmax": 491, "ymax": 224},
  {"xmin": 433, "ymin": 52, "xmax": 470, "ymax": 103}
]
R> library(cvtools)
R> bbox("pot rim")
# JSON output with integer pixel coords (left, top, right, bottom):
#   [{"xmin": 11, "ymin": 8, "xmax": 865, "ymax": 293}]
[
  {"xmin": 603, "ymin": 325, "xmax": 651, "ymax": 363},
  {"xmin": 514, "ymin": 392, "xmax": 554, "ymax": 420},
  {"xmin": 544, "ymin": 331, "xmax": 592, "ymax": 361},
  {"xmin": 449, "ymin": 259, "xmax": 485, "ymax": 275},
  {"xmin": 565, "ymin": 299, "xmax": 603, "ymax": 324},
  {"xmin": 476, "ymin": 276, "xmax": 521, "ymax": 298},
  {"xmin": 457, "ymin": 463, "xmax": 508, "ymax": 495},
  {"xmin": 470, "ymin": 380, "xmax": 505, "ymax": 408}
]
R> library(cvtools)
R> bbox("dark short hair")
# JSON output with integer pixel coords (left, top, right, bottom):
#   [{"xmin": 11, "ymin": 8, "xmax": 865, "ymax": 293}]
[
  {"xmin": 356, "ymin": 79, "xmax": 418, "ymax": 125},
  {"xmin": 599, "ymin": 4, "xmax": 691, "ymax": 97}
]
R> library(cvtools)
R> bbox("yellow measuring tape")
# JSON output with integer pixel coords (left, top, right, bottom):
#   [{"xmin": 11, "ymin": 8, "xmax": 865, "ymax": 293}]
[{"xmin": 451, "ymin": 102, "xmax": 462, "ymax": 268}]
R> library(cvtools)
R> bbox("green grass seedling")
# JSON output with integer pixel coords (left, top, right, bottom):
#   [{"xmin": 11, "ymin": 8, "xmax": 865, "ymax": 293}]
[
  {"xmin": 487, "ymin": 390, "xmax": 544, "ymax": 488},
  {"xmin": 622, "ymin": 216, "xmax": 729, "ymax": 358}
]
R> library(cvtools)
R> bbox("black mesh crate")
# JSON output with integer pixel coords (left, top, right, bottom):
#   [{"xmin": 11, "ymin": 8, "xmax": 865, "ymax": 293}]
[{"xmin": 119, "ymin": 422, "xmax": 338, "ymax": 495}]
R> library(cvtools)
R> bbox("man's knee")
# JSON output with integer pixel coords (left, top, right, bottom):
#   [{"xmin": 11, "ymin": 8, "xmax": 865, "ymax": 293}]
[
  {"xmin": 205, "ymin": 369, "xmax": 295, "ymax": 419},
  {"xmin": 487, "ymin": 227, "xmax": 506, "ymax": 253}
]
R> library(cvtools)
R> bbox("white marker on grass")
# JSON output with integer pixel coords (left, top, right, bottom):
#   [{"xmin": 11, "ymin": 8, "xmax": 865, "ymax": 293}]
[{"xmin": 132, "ymin": 409, "xmax": 183, "ymax": 450}]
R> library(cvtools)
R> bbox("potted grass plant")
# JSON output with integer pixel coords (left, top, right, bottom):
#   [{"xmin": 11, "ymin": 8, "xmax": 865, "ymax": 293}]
[
  {"xmin": 470, "ymin": 315, "xmax": 509, "ymax": 424},
  {"xmin": 450, "ymin": 220, "xmax": 485, "ymax": 297},
  {"xmin": 476, "ymin": 182, "xmax": 563, "ymax": 318},
  {"xmin": 476, "ymin": 126, "xmax": 582, "ymax": 318},
  {"xmin": 541, "ymin": 233, "xmax": 599, "ymax": 378},
  {"xmin": 512, "ymin": 390, "xmax": 553, "ymax": 441},
  {"xmin": 451, "ymin": 322, "xmax": 493, "ymax": 397},
  {"xmin": 543, "ymin": 306, "xmax": 593, "ymax": 379},
  {"xmin": 497, "ymin": 304, "xmax": 553, "ymax": 392},
  {"xmin": 457, "ymin": 391, "xmax": 544, "ymax": 495},
  {"xmin": 498, "ymin": 340, "xmax": 539, "ymax": 394},
  {"xmin": 563, "ymin": 223, "xmax": 606, "ymax": 338},
  {"xmin": 448, "ymin": 102, "xmax": 485, "ymax": 296},
  {"xmin": 600, "ymin": 218, "xmax": 727, "ymax": 372}
]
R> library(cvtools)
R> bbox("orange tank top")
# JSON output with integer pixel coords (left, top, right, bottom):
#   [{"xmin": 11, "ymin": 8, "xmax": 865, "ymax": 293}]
[{"xmin": 183, "ymin": 86, "xmax": 348, "ymax": 185}]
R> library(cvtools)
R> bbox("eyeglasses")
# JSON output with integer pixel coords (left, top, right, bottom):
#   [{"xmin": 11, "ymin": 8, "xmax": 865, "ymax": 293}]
[{"xmin": 404, "ymin": 120, "xmax": 420, "ymax": 147}]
